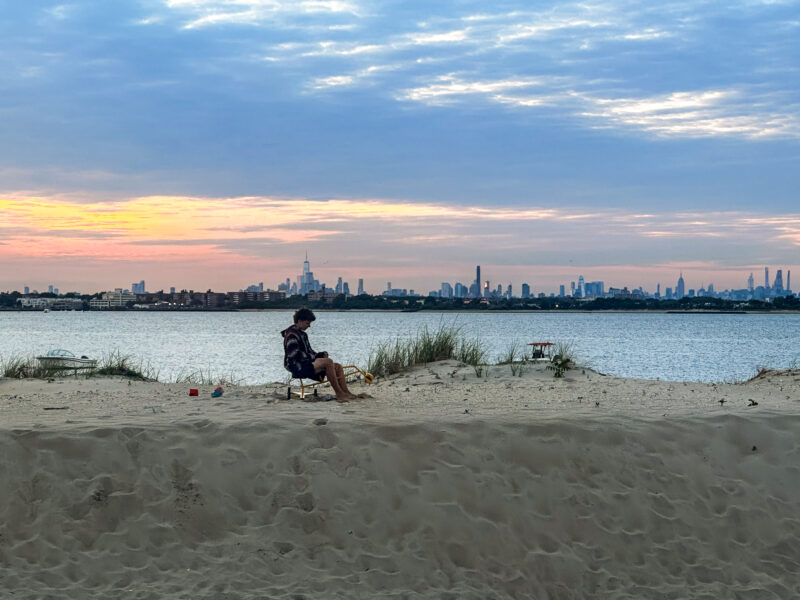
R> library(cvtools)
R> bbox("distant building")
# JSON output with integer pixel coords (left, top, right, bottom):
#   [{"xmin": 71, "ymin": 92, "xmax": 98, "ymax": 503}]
[
  {"xmin": 521, "ymin": 283, "xmax": 530, "ymax": 299},
  {"xmin": 358, "ymin": 278, "xmax": 364, "ymax": 295},
  {"xmin": 676, "ymin": 272, "xmax": 686, "ymax": 299},
  {"xmin": 440, "ymin": 282, "xmax": 453, "ymax": 298},
  {"xmin": 24, "ymin": 286, "xmax": 29, "ymax": 295},
  {"xmin": 90, "ymin": 289, "xmax": 136, "ymax": 308}
]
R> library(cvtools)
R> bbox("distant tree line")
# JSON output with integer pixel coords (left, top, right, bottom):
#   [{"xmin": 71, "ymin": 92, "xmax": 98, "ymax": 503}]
[{"xmin": 1, "ymin": 291, "xmax": 797, "ymax": 312}]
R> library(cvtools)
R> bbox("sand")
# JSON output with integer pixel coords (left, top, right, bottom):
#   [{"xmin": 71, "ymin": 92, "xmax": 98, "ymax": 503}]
[{"xmin": 1, "ymin": 361, "xmax": 799, "ymax": 599}]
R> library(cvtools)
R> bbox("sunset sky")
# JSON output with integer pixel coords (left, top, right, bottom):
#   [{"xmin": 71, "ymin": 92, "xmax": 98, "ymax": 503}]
[{"xmin": 1, "ymin": 0, "xmax": 798, "ymax": 294}]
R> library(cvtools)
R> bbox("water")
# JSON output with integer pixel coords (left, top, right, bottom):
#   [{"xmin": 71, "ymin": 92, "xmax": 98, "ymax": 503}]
[{"xmin": 1, "ymin": 311, "xmax": 798, "ymax": 384}]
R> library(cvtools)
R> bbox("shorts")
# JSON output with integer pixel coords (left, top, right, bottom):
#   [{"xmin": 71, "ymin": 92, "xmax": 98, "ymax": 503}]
[{"xmin": 291, "ymin": 360, "xmax": 325, "ymax": 382}]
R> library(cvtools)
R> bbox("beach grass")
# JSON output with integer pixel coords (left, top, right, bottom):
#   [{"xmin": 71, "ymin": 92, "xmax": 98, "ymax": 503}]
[
  {"xmin": 91, "ymin": 351, "xmax": 159, "ymax": 381},
  {"xmin": 1, "ymin": 351, "xmax": 158, "ymax": 381},
  {"xmin": 174, "ymin": 367, "xmax": 243, "ymax": 387},
  {"xmin": 367, "ymin": 324, "xmax": 488, "ymax": 378},
  {"xmin": 1, "ymin": 354, "xmax": 79, "ymax": 379}
]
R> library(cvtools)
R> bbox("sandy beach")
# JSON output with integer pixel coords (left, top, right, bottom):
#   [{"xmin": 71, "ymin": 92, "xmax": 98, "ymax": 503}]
[{"xmin": 1, "ymin": 361, "xmax": 799, "ymax": 599}]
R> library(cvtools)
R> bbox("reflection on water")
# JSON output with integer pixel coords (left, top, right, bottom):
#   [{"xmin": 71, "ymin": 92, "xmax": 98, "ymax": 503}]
[{"xmin": 1, "ymin": 311, "xmax": 798, "ymax": 384}]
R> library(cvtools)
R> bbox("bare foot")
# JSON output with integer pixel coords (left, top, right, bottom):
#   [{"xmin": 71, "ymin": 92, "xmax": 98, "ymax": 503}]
[
  {"xmin": 357, "ymin": 393, "xmax": 373, "ymax": 399},
  {"xmin": 336, "ymin": 394, "xmax": 357, "ymax": 403}
]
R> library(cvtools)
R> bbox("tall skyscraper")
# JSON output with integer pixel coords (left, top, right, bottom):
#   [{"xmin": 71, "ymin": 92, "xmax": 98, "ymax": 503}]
[
  {"xmin": 676, "ymin": 272, "xmax": 686, "ymax": 298},
  {"xmin": 559, "ymin": 284, "xmax": 565, "ymax": 297},
  {"xmin": 577, "ymin": 275, "xmax": 585, "ymax": 298},
  {"xmin": 787, "ymin": 270, "xmax": 791, "ymax": 293},
  {"xmin": 472, "ymin": 265, "xmax": 481, "ymax": 298},
  {"xmin": 343, "ymin": 282, "xmax": 350, "ymax": 295},
  {"xmin": 747, "ymin": 273, "xmax": 754, "ymax": 292},
  {"xmin": 24, "ymin": 286, "xmax": 29, "ymax": 295},
  {"xmin": 358, "ymin": 278, "xmax": 364, "ymax": 295},
  {"xmin": 521, "ymin": 283, "xmax": 530, "ymax": 299},
  {"xmin": 765, "ymin": 267, "xmax": 769, "ymax": 289},
  {"xmin": 774, "ymin": 269, "xmax": 783, "ymax": 294},
  {"xmin": 335, "ymin": 277, "xmax": 343, "ymax": 294}
]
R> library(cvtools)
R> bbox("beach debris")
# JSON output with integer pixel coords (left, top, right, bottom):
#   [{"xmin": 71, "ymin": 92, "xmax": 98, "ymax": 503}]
[
  {"xmin": 752, "ymin": 446, "xmax": 758, "ymax": 452},
  {"xmin": 43, "ymin": 406, "xmax": 69, "ymax": 410},
  {"xmin": 718, "ymin": 399, "xmax": 726, "ymax": 405},
  {"xmin": 211, "ymin": 386, "xmax": 224, "ymax": 398},
  {"xmin": 748, "ymin": 399, "xmax": 758, "ymax": 406},
  {"xmin": 464, "ymin": 409, "xmax": 470, "ymax": 414},
  {"xmin": 313, "ymin": 418, "xmax": 328, "ymax": 426},
  {"xmin": 189, "ymin": 388, "xmax": 199, "ymax": 396},
  {"xmin": 595, "ymin": 401, "xmax": 600, "ymax": 407}
]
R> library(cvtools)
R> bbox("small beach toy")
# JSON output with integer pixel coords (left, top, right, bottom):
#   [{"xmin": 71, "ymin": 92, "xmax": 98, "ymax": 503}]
[
  {"xmin": 189, "ymin": 388, "xmax": 199, "ymax": 396},
  {"xmin": 211, "ymin": 386, "xmax": 224, "ymax": 398},
  {"xmin": 364, "ymin": 373, "xmax": 374, "ymax": 384}
]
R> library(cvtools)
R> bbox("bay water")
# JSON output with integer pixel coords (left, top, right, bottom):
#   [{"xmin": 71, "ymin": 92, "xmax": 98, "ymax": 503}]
[{"xmin": 1, "ymin": 311, "xmax": 798, "ymax": 384}]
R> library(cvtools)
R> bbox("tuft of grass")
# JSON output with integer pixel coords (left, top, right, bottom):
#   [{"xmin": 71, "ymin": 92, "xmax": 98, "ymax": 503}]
[
  {"xmin": 2, "ymin": 355, "xmax": 30, "ymax": 378},
  {"xmin": 547, "ymin": 342, "xmax": 575, "ymax": 378},
  {"xmin": 1, "ymin": 354, "xmax": 81, "ymax": 379},
  {"xmin": 367, "ymin": 324, "xmax": 487, "ymax": 378},
  {"xmin": 174, "ymin": 367, "xmax": 242, "ymax": 387},
  {"xmin": 497, "ymin": 341, "xmax": 528, "ymax": 376},
  {"xmin": 92, "ymin": 351, "xmax": 159, "ymax": 381}
]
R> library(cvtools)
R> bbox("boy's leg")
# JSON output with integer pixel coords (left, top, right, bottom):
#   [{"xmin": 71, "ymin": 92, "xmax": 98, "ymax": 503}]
[{"xmin": 313, "ymin": 358, "xmax": 352, "ymax": 401}]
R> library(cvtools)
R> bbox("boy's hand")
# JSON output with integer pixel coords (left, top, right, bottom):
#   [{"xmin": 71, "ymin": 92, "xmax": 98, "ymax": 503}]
[{"xmin": 318, "ymin": 351, "xmax": 329, "ymax": 358}]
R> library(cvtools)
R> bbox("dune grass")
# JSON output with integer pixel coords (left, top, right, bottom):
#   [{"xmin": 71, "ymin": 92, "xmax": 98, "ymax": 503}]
[
  {"xmin": 1, "ymin": 351, "xmax": 158, "ymax": 381},
  {"xmin": 1, "ymin": 354, "xmax": 83, "ymax": 379},
  {"xmin": 367, "ymin": 324, "xmax": 488, "ymax": 378},
  {"xmin": 91, "ymin": 351, "xmax": 159, "ymax": 381},
  {"xmin": 174, "ymin": 367, "xmax": 243, "ymax": 387}
]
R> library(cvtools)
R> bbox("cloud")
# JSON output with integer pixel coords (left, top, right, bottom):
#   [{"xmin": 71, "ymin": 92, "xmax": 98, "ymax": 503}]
[
  {"xmin": 577, "ymin": 89, "xmax": 800, "ymax": 139},
  {"xmin": 163, "ymin": 0, "xmax": 361, "ymax": 28}
]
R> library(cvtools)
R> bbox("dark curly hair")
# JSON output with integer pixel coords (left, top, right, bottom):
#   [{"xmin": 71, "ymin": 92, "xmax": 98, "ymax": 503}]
[{"xmin": 293, "ymin": 308, "xmax": 316, "ymax": 323}]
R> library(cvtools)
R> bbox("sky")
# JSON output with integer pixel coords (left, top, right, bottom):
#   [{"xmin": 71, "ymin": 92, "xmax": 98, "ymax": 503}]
[{"xmin": 1, "ymin": 0, "xmax": 799, "ymax": 295}]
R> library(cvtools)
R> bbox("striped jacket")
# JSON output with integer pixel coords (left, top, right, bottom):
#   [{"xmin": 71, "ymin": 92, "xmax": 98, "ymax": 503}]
[{"xmin": 280, "ymin": 324, "xmax": 322, "ymax": 374}]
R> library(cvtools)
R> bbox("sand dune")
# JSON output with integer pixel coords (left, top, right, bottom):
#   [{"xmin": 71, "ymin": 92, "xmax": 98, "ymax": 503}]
[{"xmin": 1, "ymin": 363, "xmax": 799, "ymax": 599}]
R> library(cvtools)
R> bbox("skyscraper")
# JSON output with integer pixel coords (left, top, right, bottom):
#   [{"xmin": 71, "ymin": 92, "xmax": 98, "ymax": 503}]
[
  {"xmin": 747, "ymin": 273, "xmax": 754, "ymax": 292},
  {"xmin": 521, "ymin": 283, "xmax": 530, "ymax": 299},
  {"xmin": 471, "ymin": 265, "xmax": 481, "ymax": 298},
  {"xmin": 774, "ymin": 270, "xmax": 784, "ymax": 294},
  {"xmin": 358, "ymin": 278, "xmax": 364, "ymax": 295},
  {"xmin": 676, "ymin": 272, "xmax": 685, "ymax": 298},
  {"xmin": 765, "ymin": 267, "xmax": 769, "ymax": 289}
]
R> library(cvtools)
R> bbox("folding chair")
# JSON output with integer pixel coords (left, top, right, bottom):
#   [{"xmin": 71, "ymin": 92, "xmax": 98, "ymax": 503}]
[{"xmin": 287, "ymin": 365, "xmax": 374, "ymax": 400}]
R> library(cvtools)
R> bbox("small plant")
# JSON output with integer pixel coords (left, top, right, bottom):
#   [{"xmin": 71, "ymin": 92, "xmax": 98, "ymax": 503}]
[
  {"xmin": 547, "ymin": 342, "xmax": 575, "ymax": 378},
  {"xmin": 174, "ymin": 367, "xmax": 242, "ymax": 386},
  {"xmin": 92, "ymin": 351, "xmax": 158, "ymax": 381},
  {"xmin": 1, "ymin": 354, "xmax": 80, "ymax": 379},
  {"xmin": 2, "ymin": 355, "xmax": 30, "ymax": 378}
]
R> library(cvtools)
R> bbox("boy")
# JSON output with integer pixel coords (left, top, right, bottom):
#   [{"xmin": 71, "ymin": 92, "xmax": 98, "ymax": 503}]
[{"xmin": 281, "ymin": 308, "xmax": 358, "ymax": 402}]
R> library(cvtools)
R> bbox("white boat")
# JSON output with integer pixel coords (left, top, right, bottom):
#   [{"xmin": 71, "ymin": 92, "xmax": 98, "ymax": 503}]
[{"xmin": 36, "ymin": 349, "xmax": 97, "ymax": 370}]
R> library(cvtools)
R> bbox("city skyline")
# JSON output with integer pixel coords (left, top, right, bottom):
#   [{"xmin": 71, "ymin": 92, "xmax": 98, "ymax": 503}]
[
  {"xmin": 1, "ymin": 2, "xmax": 799, "ymax": 291},
  {"xmin": 7, "ymin": 256, "xmax": 794, "ymax": 300}
]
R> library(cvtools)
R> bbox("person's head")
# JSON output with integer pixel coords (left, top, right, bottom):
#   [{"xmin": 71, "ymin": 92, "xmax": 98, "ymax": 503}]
[{"xmin": 293, "ymin": 308, "xmax": 316, "ymax": 330}]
